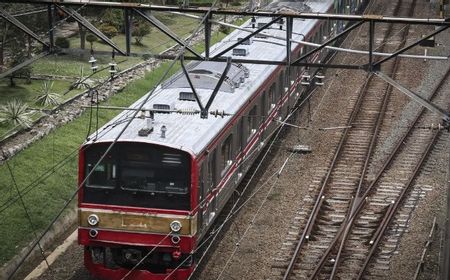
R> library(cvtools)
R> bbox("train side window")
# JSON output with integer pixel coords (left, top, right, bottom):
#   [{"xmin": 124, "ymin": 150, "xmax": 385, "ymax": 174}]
[
  {"xmin": 200, "ymin": 161, "xmax": 207, "ymax": 204},
  {"xmin": 238, "ymin": 118, "xmax": 245, "ymax": 151},
  {"xmin": 247, "ymin": 106, "xmax": 257, "ymax": 140},
  {"xmin": 261, "ymin": 91, "xmax": 267, "ymax": 117},
  {"xmin": 208, "ymin": 150, "xmax": 217, "ymax": 190},
  {"xmin": 220, "ymin": 134, "xmax": 233, "ymax": 176},
  {"xmin": 279, "ymin": 71, "xmax": 285, "ymax": 96},
  {"xmin": 269, "ymin": 83, "xmax": 277, "ymax": 111}
]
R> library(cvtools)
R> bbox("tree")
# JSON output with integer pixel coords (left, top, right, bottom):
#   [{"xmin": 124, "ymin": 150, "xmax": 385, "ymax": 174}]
[
  {"xmin": 132, "ymin": 24, "xmax": 151, "ymax": 46},
  {"xmin": 55, "ymin": 37, "xmax": 70, "ymax": 49},
  {"xmin": 35, "ymin": 81, "xmax": 61, "ymax": 107},
  {"xmin": 99, "ymin": 23, "xmax": 118, "ymax": 38},
  {"xmin": 86, "ymin": 34, "xmax": 98, "ymax": 49},
  {"xmin": 0, "ymin": 99, "xmax": 33, "ymax": 128},
  {"xmin": 101, "ymin": 9, "xmax": 124, "ymax": 32},
  {"xmin": 8, "ymin": 36, "xmax": 32, "ymax": 87},
  {"xmin": 79, "ymin": 23, "xmax": 87, "ymax": 50}
]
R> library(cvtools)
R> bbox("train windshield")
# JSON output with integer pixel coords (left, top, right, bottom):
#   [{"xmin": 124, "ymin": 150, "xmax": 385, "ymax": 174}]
[{"xmin": 82, "ymin": 143, "xmax": 191, "ymax": 210}]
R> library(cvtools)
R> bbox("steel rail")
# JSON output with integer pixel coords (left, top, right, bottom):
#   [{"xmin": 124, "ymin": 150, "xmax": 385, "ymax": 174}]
[
  {"xmin": 357, "ymin": 128, "xmax": 441, "ymax": 279},
  {"xmin": 326, "ymin": 1, "xmax": 418, "ymax": 276},
  {"xmin": 299, "ymin": 0, "xmax": 412, "ymax": 277},
  {"xmin": 281, "ymin": 71, "xmax": 372, "ymax": 280},
  {"xmin": 310, "ymin": 61, "xmax": 450, "ymax": 280}
]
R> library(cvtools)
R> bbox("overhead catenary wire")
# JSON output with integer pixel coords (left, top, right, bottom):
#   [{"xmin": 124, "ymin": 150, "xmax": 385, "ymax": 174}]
[
  {"xmin": 2, "ymin": 151, "xmax": 53, "ymax": 272},
  {"xmin": 159, "ymin": 6, "xmax": 385, "ymax": 274},
  {"xmin": 163, "ymin": 80, "xmax": 325, "ymax": 280},
  {"xmin": 215, "ymin": 152, "xmax": 295, "ymax": 280},
  {"xmin": 5, "ymin": 0, "xmax": 226, "ymax": 278},
  {"xmin": 170, "ymin": 11, "xmax": 448, "ymax": 61}
]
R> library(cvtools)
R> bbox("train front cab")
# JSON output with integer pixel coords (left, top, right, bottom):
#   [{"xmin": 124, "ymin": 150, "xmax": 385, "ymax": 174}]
[{"xmin": 78, "ymin": 141, "xmax": 199, "ymax": 280}]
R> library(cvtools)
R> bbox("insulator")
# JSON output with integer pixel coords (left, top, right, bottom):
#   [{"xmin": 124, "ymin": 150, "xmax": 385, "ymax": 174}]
[{"xmin": 178, "ymin": 108, "xmax": 199, "ymax": 115}]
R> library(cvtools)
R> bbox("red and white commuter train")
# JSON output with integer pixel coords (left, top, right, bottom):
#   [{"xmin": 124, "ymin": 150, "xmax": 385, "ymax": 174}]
[{"xmin": 77, "ymin": 0, "xmax": 364, "ymax": 279}]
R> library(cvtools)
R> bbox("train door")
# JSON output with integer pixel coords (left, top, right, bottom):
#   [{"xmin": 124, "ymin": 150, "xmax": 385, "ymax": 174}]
[{"xmin": 205, "ymin": 150, "xmax": 217, "ymax": 227}]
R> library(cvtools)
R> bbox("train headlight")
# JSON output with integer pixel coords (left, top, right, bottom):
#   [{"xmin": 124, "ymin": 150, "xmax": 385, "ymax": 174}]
[
  {"xmin": 170, "ymin": 220, "xmax": 182, "ymax": 232},
  {"xmin": 87, "ymin": 214, "xmax": 99, "ymax": 226}
]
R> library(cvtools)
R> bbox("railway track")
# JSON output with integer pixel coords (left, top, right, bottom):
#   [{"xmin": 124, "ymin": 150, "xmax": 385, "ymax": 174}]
[{"xmin": 269, "ymin": 0, "xmax": 450, "ymax": 278}]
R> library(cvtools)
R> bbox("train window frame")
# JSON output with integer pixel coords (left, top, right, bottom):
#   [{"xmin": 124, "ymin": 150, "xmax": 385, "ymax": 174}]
[
  {"xmin": 220, "ymin": 134, "xmax": 233, "ymax": 177},
  {"xmin": 238, "ymin": 118, "xmax": 245, "ymax": 152},
  {"xmin": 268, "ymin": 83, "xmax": 276, "ymax": 112},
  {"xmin": 208, "ymin": 150, "xmax": 217, "ymax": 191},
  {"xmin": 279, "ymin": 71, "xmax": 285, "ymax": 97},
  {"xmin": 247, "ymin": 105, "xmax": 258, "ymax": 142},
  {"xmin": 261, "ymin": 90, "xmax": 267, "ymax": 118}
]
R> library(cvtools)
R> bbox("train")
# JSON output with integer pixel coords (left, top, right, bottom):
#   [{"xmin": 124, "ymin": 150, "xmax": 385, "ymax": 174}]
[{"xmin": 77, "ymin": 0, "xmax": 364, "ymax": 279}]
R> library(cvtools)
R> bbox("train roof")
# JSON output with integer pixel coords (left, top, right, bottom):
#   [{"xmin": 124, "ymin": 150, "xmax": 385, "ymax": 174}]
[{"xmin": 85, "ymin": 0, "xmax": 333, "ymax": 156}]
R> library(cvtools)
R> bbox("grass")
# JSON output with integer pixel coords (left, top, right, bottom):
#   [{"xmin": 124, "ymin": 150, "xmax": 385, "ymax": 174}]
[
  {"xmin": 0, "ymin": 79, "xmax": 85, "ymax": 137},
  {"xmin": 0, "ymin": 16, "xmax": 236, "ymax": 266},
  {"xmin": 68, "ymin": 13, "xmax": 198, "ymax": 55},
  {"xmin": 0, "ymin": 62, "xmax": 176, "ymax": 265},
  {"xmin": 32, "ymin": 54, "xmax": 143, "ymax": 79}
]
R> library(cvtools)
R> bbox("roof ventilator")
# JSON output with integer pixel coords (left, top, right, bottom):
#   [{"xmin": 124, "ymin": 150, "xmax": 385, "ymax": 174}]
[
  {"xmin": 179, "ymin": 91, "xmax": 196, "ymax": 101},
  {"xmin": 236, "ymin": 63, "xmax": 250, "ymax": 78},
  {"xmin": 237, "ymin": 37, "xmax": 253, "ymax": 45},
  {"xmin": 138, "ymin": 111, "xmax": 154, "ymax": 136},
  {"xmin": 153, "ymin": 103, "xmax": 174, "ymax": 113},
  {"xmin": 232, "ymin": 47, "xmax": 250, "ymax": 56},
  {"xmin": 255, "ymin": 22, "xmax": 268, "ymax": 38}
]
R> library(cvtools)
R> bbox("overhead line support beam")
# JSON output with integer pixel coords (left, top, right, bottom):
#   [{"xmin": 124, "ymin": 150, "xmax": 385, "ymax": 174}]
[
  {"xmin": 368, "ymin": 20, "xmax": 375, "ymax": 72},
  {"xmin": 373, "ymin": 25, "xmax": 450, "ymax": 68},
  {"xmin": 56, "ymin": 4, "xmax": 126, "ymax": 55},
  {"xmin": 205, "ymin": 13, "xmax": 212, "ymax": 59},
  {"xmin": 286, "ymin": 16, "xmax": 293, "ymax": 66},
  {"xmin": 374, "ymin": 71, "xmax": 450, "ymax": 125},
  {"xmin": 47, "ymin": 4, "xmax": 54, "ymax": 51},
  {"xmin": 0, "ymin": 7, "xmax": 49, "ymax": 48},
  {"xmin": 212, "ymin": 16, "xmax": 282, "ymax": 58},
  {"xmin": 133, "ymin": 8, "xmax": 203, "ymax": 59},
  {"xmin": 1, "ymin": 1, "xmax": 450, "ymax": 25},
  {"xmin": 292, "ymin": 20, "xmax": 364, "ymax": 66},
  {"xmin": 124, "ymin": 8, "xmax": 132, "ymax": 56},
  {"xmin": 156, "ymin": 54, "xmax": 363, "ymax": 69}
]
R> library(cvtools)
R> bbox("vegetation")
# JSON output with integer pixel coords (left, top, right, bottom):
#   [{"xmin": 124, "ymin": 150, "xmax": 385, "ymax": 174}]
[
  {"xmin": 98, "ymin": 23, "xmax": 119, "ymax": 38},
  {"xmin": 0, "ymin": 5, "xmax": 239, "ymax": 266},
  {"xmin": 132, "ymin": 24, "xmax": 152, "ymax": 46},
  {"xmin": 86, "ymin": 34, "xmax": 98, "ymax": 50},
  {"xmin": 0, "ymin": 99, "xmax": 33, "ymax": 128},
  {"xmin": 35, "ymin": 81, "xmax": 61, "ymax": 107},
  {"xmin": 55, "ymin": 37, "xmax": 70, "ymax": 49}
]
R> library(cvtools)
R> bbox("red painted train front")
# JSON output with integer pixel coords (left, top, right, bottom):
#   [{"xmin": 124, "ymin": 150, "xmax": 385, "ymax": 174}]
[
  {"xmin": 77, "ymin": 0, "xmax": 362, "ymax": 278},
  {"xmin": 78, "ymin": 142, "xmax": 198, "ymax": 279}
]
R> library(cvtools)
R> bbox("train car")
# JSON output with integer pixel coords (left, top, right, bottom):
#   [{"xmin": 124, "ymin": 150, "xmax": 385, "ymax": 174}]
[{"xmin": 77, "ymin": 0, "xmax": 362, "ymax": 279}]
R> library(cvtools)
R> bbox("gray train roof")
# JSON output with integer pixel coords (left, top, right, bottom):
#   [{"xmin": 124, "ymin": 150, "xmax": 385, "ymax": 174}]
[{"xmin": 86, "ymin": 0, "xmax": 333, "ymax": 156}]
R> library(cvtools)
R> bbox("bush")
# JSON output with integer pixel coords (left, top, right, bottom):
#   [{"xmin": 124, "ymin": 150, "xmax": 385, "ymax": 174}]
[
  {"xmin": 55, "ymin": 37, "xmax": 70, "ymax": 49},
  {"xmin": 230, "ymin": 1, "xmax": 241, "ymax": 6},
  {"xmin": 132, "ymin": 24, "xmax": 151, "ymax": 46},
  {"xmin": 98, "ymin": 23, "xmax": 118, "ymax": 38},
  {"xmin": 86, "ymin": 34, "xmax": 98, "ymax": 49},
  {"xmin": 219, "ymin": 25, "xmax": 231, "ymax": 34}
]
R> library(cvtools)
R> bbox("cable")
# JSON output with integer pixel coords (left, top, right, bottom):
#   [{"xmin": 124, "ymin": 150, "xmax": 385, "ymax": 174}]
[
  {"xmin": 164, "ymin": 82, "xmax": 324, "ymax": 280},
  {"xmin": 121, "ymin": 232, "xmax": 173, "ymax": 280},
  {"xmin": 215, "ymin": 153, "xmax": 295, "ymax": 280},
  {"xmin": 0, "ymin": 147, "xmax": 79, "ymax": 214},
  {"xmin": 6, "ymin": 0, "xmax": 222, "ymax": 277},
  {"xmin": 2, "ymin": 151, "xmax": 52, "ymax": 272}
]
